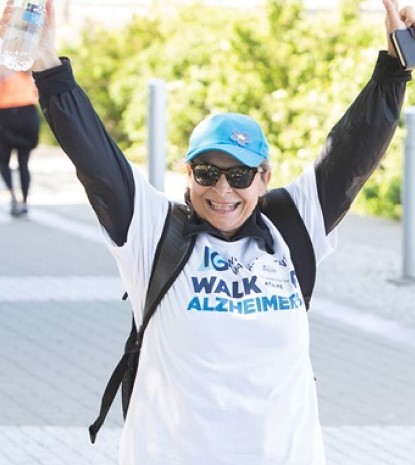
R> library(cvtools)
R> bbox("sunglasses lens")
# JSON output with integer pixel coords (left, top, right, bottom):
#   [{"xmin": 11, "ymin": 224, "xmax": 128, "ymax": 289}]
[
  {"xmin": 192, "ymin": 164, "xmax": 220, "ymax": 186},
  {"xmin": 227, "ymin": 167, "xmax": 255, "ymax": 188}
]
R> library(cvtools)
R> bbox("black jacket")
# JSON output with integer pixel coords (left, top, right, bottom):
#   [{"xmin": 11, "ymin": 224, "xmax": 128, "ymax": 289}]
[{"xmin": 33, "ymin": 51, "xmax": 411, "ymax": 245}]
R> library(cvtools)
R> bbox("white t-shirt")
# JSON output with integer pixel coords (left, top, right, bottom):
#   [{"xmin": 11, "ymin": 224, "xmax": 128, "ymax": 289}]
[{"xmin": 104, "ymin": 164, "xmax": 336, "ymax": 465}]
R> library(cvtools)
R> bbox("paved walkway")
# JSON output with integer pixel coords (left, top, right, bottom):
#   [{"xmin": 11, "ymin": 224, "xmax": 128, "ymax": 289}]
[{"xmin": 0, "ymin": 145, "xmax": 414, "ymax": 464}]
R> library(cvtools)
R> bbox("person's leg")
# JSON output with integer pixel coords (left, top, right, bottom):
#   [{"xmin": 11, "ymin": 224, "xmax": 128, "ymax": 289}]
[
  {"xmin": 0, "ymin": 144, "xmax": 13, "ymax": 191},
  {"xmin": 0, "ymin": 144, "xmax": 19, "ymax": 215},
  {"xmin": 17, "ymin": 148, "xmax": 31, "ymax": 214},
  {"xmin": 14, "ymin": 105, "xmax": 39, "ymax": 216}
]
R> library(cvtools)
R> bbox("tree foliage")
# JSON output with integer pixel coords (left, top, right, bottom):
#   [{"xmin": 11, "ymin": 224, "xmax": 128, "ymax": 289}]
[{"xmin": 55, "ymin": 0, "xmax": 408, "ymax": 219}]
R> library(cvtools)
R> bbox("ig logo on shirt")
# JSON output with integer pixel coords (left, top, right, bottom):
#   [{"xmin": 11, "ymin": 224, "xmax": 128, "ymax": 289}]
[{"xmin": 199, "ymin": 246, "xmax": 242, "ymax": 275}]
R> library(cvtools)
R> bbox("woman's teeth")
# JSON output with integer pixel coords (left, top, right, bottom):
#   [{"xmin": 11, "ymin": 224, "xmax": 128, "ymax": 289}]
[{"xmin": 209, "ymin": 201, "xmax": 237, "ymax": 211}]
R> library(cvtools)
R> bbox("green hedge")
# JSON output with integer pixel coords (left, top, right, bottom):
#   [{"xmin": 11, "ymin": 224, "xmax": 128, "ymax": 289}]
[{"xmin": 50, "ymin": 0, "xmax": 411, "ymax": 219}]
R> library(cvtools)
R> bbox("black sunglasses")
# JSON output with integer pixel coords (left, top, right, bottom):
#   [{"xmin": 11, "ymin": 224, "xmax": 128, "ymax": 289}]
[{"xmin": 190, "ymin": 162, "xmax": 264, "ymax": 189}]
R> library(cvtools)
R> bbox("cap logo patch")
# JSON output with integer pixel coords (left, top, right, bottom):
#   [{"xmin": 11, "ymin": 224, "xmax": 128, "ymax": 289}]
[{"xmin": 230, "ymin": 129, "xmax": 252, "ymax": 147}]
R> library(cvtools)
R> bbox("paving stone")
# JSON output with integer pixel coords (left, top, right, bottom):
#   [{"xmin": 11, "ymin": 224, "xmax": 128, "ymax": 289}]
[{"xmin": 0, "ymin": 145, "xmax": 414, "ymax": 464}]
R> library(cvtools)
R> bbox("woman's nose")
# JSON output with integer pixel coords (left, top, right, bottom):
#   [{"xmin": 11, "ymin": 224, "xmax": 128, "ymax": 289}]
[{"xmin": 212, "ymin": 173, "xmax": 232, "ymax": 193}]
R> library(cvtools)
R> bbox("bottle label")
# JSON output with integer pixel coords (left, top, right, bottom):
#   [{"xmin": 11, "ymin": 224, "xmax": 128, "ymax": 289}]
[{"xmin": 23, "ymin": 3, "xmax": 44, "ymax": 25}]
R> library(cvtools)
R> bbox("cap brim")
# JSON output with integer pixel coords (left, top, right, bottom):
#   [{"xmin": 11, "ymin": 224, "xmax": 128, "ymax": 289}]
[{"xmin": 185, "ymin": 143, "xmax": 265, "ymax": 167}]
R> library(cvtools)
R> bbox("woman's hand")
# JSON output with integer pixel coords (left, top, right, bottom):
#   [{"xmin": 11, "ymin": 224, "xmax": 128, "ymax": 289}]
[
  {"xmin": 383, "ymin": 0, "xmax": 415, "ymax": 57},
  {"xmin": 0, "ymin": 0, "xmax": 61, "ymax": 71},
  {"xmin": 32, "ymin": 0, "xmax": 61, "ymax": 71},
  {"xmin": 0, "ymin": 0, "xmax": 13, "ymax": 41}
]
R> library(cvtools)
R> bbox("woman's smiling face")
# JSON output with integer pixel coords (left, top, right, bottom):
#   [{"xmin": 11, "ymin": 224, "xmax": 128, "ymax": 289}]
[{"xmin": 186, "ymin": 151, "xmax": 271, "ymax": 238}]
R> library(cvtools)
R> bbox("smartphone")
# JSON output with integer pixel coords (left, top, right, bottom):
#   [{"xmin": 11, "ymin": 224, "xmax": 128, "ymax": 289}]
[{"xmin": 390, "ymin": 27, "xmax": 415, "ymax": 70}]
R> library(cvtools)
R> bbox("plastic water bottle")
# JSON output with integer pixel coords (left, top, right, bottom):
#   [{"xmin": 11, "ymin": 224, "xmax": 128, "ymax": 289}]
[{"xmin": 0, "ymin": 0, "xmax": 46, "ymax": 71}]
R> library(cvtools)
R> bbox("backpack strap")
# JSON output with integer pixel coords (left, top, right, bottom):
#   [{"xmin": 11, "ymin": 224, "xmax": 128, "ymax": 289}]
[
  {"xmin": 89, "ymin": 202, "xmax": 195, "ymax": 443},
  {"xmin": 261, "ymin": 188, "xmax": 316, "ymax": 310},
  {"xmin": 144, "ymin": 203, "xmax": 195, "ymax": 322}
]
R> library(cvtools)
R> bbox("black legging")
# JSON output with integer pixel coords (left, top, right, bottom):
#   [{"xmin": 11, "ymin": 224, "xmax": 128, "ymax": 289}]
[
  {"xmin": 0, "ymin": 145, "xmax": 31, "ymax": 202},
  {"xmin": 0, "ymin": 104, "xmax": 39, "ymax": 203}
]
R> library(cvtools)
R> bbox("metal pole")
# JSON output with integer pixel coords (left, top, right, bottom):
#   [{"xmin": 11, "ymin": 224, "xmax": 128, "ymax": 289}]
[
  {"xmin": 403, "ymin": 107, "xmax": 415, "ymax": 281},
  {"xmin": 148, "ymin": 79, "xmax": 167, "ymax": 191}
]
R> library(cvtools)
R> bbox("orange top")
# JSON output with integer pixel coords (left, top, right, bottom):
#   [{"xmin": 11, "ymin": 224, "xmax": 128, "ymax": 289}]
[{"xmin": 0, "ymin": 71, "xmax": 38, "ymax": 108}]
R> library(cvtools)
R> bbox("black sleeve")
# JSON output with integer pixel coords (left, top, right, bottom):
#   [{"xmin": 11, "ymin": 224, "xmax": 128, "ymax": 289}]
[
  {"xmin": 315, "ymin": 51, "xmax": 412, "ymax": 234},
  {"xmin": 32, "ymin": 58, "xmax": 135, "ymax": 246}
]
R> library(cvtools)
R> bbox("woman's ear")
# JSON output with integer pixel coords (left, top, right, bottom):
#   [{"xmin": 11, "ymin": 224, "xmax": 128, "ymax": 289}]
[
  {"xmin": 186, "ymin": 164, "xmax": 192, "ymax": 187},
  {"xmin": 260, "ymin": 170, "xmax": 272, "ymax": 195}
]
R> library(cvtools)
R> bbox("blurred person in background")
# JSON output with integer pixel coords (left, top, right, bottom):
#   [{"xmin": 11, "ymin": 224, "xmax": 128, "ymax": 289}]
[{"xmin": 0, "ymin": 66, "xmax": 40, "ymax": 216}]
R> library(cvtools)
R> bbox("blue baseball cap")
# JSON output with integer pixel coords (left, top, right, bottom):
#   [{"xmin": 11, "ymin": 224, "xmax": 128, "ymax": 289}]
[{"xmin": 185, "ymin": 112, "xmax": 269, "ymax": 167}]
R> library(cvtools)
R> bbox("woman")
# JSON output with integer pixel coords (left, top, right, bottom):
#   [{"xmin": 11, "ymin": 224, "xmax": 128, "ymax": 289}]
[
  {"xmin": 1, "ymin": 0, "xmax": 413, "ymax": 463},
  {"xmin": 0, "ymin": 67, "xmax": 40, "ymax": 216}
]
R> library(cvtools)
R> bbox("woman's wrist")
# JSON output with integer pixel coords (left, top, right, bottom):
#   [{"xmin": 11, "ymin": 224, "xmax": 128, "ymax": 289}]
[{"xmin": 31, "ymin": 53, "xmax": 62, "ymax": 72}]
